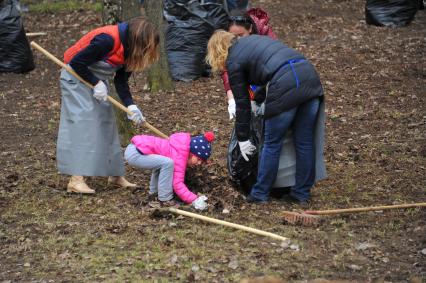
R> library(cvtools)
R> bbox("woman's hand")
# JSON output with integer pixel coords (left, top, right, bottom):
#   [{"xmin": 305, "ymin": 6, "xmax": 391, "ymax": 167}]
[
  {"xmin": 251, "ymin": 101, "xmax": 265, "ymax": 116},
  {"xmin": 228, "ymin": 98, "xmax": 236, "ymax": 120},
  {"xmin": 238, "ymin": 140, "xmax": 256, "ymax": 161},
  {"xmin": 127, "ymin": 105, "xmax": 145, "ymax": 124},
  {"xmin": 227, "ymin": 90, "xmax": 236, "ymax": 120},
  {"xmin": 93, "ymin": 81, "xmax": 108, "ymax": 101}
]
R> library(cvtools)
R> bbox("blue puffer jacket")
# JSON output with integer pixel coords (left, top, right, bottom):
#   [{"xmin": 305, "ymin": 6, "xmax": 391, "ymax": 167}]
[{"xmin": 226, "ymin": 35, "xmax": 324, "ymax": 141}]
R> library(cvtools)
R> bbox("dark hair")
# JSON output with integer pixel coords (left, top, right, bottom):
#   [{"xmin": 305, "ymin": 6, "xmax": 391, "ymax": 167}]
[{"xmin": 228, "ymin": 10, "xmax": 258, "ymax": 34}]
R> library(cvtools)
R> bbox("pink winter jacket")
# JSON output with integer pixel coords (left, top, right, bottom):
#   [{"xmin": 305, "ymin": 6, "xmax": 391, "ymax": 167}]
[{"xmin": 130, "ymin": 133, "xmax": 198, "ymax": 204}]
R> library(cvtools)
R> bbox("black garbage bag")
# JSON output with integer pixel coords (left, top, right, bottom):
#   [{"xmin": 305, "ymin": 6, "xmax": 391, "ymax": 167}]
[
  {"xmin": 164, "ymin": 0, "xmax": 228, "ymax": 81},
  {"xmin": 365, "ymin": 0, "xmax": 421, "ymax": 27},
  {"xmin": 0, "ymin": 0, "xmax": 34, "ymax": 73},
  {"xmin": 227, "ymin": 114, "xmax": 263, "ymax": 194}
]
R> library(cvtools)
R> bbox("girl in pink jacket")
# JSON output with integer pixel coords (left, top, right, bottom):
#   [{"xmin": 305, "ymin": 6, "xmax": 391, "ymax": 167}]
[{"xmin": 124, "ymin": 131, "xmax": 215, "ymax": 210}]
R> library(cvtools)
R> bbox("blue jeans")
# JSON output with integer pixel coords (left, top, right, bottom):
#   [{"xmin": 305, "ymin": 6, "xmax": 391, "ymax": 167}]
[{"xmin": 250, "ymin": 97, "xmax": 320, "ymax": 202}]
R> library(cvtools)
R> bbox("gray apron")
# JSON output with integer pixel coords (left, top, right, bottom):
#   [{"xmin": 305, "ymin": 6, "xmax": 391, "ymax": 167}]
[
  {"xmin": 272, "ymin": 99, "xmax": 327, "ymax": 187},
  {"xmin": 56, "ymin": 62, "xmax": 124, "ymax": 177}
]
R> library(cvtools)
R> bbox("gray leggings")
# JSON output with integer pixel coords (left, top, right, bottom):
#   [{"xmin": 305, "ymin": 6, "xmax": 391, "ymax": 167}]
[{"xmin": 124, "ymin": 144, "xmax": 174, "ymax": 201}]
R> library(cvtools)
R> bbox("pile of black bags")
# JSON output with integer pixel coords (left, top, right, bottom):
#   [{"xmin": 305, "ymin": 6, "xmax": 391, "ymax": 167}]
[
  {"xmin": 0, "ymin": 0, "xmax": 34, "ymax": 73},
  {"xmin": 365, "ymin": 0, "xmax": 424, "ymax": 27},
  {"xmin": 164, "ymin": 0, "xmax": 228, "ymax": 81}
]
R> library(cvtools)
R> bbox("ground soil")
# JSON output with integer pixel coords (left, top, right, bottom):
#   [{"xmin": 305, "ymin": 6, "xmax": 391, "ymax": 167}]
[{"xmin": 0, "ymin": 0, "xmax": 425, "ymax": 282}]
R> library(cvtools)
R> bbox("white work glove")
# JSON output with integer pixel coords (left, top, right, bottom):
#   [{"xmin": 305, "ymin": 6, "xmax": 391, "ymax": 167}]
[
  {"xmin": 127, "ymin": 104, "xmax": 145, "ymax": 124},
  {"xmin": 227, "ymin": 98, "xmax": 236, "ymax": 120},
  {"xmin": 93, "ymin": 80, "xmax": 108, "ymax": 102},
  {"xmin": 238, "ymin": 140, "xmax": 256, "ymax": 161},
  {"xmin": 192, "ymin": 195, "xmax": 208, "ymax": 210},
  {"xmin": 251, "ymin": 101, "xmax": 265, "ymax": 116}
]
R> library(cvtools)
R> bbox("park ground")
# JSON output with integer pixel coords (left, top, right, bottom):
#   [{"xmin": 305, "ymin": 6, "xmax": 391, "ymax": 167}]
[{"xmin": 0, "ymin": 0, "xmax": 425, "ymax": 282}]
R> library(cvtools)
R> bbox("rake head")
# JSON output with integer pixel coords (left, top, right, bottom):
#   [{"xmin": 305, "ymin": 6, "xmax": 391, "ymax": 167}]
[{"xmin": 282, "ymin": 211, "xmax": 321, "ymax": 226}]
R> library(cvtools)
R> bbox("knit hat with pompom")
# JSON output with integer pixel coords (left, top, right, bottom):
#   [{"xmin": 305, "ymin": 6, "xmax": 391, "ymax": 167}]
[{"xmin": 189, "ymin": 132, "xmax": 215, "ymax": 161}]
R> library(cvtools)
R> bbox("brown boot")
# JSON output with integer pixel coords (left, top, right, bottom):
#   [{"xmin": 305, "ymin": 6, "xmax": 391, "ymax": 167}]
[
  {"xmin": 108, "ymin": 176, "xmax": 137, "ymax": 189},
  {"xmin": 67, "ymin": 176, "xmax": 95, "ymax": 194}
]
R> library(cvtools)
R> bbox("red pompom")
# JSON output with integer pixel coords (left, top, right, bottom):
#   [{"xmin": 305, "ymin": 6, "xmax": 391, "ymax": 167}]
[{"xmin": 204, "ymin": 131, "xmax": 215, "ymax": 142}]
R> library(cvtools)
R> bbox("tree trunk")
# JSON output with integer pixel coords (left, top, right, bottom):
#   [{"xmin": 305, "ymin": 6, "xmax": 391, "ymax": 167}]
[
  {"xmin": 102, "ymin": 0, "xmax": 140, "ymax": 145},
  {"xmin": 102, "ymin": 0, "xmax": 141, "ymax": 24},
  {"xmin": 144, "ymin": 0, "xmax": 174, "ymax": 92}
]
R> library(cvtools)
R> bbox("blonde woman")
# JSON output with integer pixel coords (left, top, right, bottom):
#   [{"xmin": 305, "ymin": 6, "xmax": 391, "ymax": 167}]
[
  {"xmin": 58, "ymin": 17, "xmax": 160, "ymax": 194},
  {"xmin": 207, "ymin": 30, "xmax": 325, "ymax": 204}
]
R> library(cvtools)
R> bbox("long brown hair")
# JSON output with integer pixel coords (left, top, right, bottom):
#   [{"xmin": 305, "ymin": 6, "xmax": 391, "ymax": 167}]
[
  {"xmin": 126, "ymin": 17, "xmax": 160, "ymax": 72},
  {"xmin": 206, "ymin": 30, "xmax": 237, "ymax": 73}
]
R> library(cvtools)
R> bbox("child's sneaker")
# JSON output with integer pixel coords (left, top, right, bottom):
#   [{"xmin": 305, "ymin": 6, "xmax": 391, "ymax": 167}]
[
  {"xmin": 148, "ymin": 201, "xmax": 161, "ymax": 208},
  {"xmin": 160, "ymin": 199, "xmax": 180, "ymax": 208},
  {"xmin": 147, "ymin": 192, "xmax": 157, "ymax": 202}
]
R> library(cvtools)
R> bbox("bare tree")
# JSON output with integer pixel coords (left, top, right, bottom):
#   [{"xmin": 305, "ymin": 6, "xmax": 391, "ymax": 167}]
[
  {"xmin": 102, "ymin": 0, "xmax": 141, "ymax": 25},
  {"xmin": 144, "ymin": 0, "xmax": 174, "ymax": 92}
]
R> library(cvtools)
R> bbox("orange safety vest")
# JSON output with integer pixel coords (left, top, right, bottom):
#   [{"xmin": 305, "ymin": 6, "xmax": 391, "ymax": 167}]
[{"xmin": 64, "ymin": 25, "xmax": 125, "ymax": 67}]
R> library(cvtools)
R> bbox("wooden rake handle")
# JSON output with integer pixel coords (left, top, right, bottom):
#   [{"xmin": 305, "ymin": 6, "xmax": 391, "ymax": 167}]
[
  {"xmin": 30, "ymin": 41, "xmax": 168, "ymax": 139},
  {"xmin": 304, "ymin": 202, "xmax": 426, "ymax": 215},
  {"xmin": 169, "ymin": 208, "xmax": 289, "ymax": 242}
]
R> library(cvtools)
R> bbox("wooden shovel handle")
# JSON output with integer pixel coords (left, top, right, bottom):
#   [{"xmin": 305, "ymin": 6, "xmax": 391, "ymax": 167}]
[
  {"xmin": 304, "ymin": 202, "xmax": 426, "ymax": 215},
  {"xmin": 30, "ymin": 41, "xmax": 168, "ymax": 139},
  {"xmin": 169, "ymin": 208, "xmax": 289, "ymax": 242},
  {"xmin": 26, "ymin": 32, "xmax": 47, "ymax": 37}
]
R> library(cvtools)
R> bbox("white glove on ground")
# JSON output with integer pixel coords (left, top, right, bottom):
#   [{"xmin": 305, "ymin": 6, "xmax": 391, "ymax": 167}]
[
  {"xmin": 228, "ymin": 98, "xmax": 236, "ymax": 120},
  {"xmin": 238, "ymin": 140, "xmax": 256, "ymax": 161},
  {"xmin": 127, "ymin": 104, "xmax": 144, "ymax": 124},
  {"xmin": 192, "ymin": 195, "xmax": 208, "ymax": 210},
  {"xmin": 93, "ymin": 81, "xmax": 108, "ymax": 101}
]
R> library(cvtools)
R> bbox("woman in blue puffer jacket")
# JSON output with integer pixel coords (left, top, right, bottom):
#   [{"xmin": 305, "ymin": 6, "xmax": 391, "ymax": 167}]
[{"xmin": 207, "ymin": 30, "xmax": 325, "ymax": 204}]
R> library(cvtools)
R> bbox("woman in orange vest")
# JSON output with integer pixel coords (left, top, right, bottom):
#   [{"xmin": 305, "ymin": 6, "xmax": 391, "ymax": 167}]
[{"xmin": 57, "ymin": 17, "xmax": 159, "ymax": 194}]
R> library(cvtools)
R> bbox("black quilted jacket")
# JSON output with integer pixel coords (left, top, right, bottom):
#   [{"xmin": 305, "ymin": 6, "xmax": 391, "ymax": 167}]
[{"xmin": 227, "ymin": 35, "xmax": 323, "ymax": 141}]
